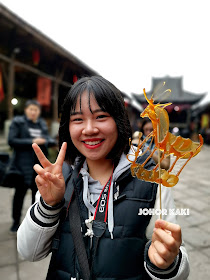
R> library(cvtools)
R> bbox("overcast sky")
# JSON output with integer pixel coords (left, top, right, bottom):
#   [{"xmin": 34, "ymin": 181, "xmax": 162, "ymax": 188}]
[{"xmin": 2, "ymin": 0, "xmax": 210, "ymax": 101}]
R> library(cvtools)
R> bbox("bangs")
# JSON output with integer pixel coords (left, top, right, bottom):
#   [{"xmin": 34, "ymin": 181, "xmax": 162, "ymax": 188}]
[
  {"xmin": 69, "ymin": 79, "xmax": 113, "ymax": 116},
  {"xmin": 69, "ymin": 83, "xmax": 87, "ymax": 115}
]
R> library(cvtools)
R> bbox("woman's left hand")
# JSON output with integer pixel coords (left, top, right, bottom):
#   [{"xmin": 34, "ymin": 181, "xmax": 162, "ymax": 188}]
[{"xmin": 148, "ymin": 219, "xmax": 182, "ymax": 269}]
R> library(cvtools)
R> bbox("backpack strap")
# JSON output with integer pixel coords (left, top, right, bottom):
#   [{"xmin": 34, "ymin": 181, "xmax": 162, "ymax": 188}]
[
  {"xmin": 46, "ymin": 162, "xmax": 74, "ymax": 279},
  {"xmin": 64, "ymin": 160, "xmax": 91, "ymax": 280},
  {"xmin": 69, "ymin": 192, "xmax": 91, "ymax": 280}
]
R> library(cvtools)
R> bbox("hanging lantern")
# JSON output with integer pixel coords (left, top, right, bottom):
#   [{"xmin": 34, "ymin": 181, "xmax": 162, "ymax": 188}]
[
  {"xmin": 73, "ymin": 74, "xmax": 78, "ymax": 83},
  {"xmin": 37, "ymin": 77, "xmax": 51, "ymax": 106},
  {"xmin": 32, "ymin": 49, "xmax": 40, "ymax": 65}
]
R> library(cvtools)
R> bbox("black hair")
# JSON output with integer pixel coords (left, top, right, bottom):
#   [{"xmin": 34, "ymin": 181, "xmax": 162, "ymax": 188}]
[
  {"xmin": 59, "ymin": 76, "xmax": 132, "ymax": 165},
  {"xmin": 25, "ymin": 100, "xmax": 41, "ymax": 109}
]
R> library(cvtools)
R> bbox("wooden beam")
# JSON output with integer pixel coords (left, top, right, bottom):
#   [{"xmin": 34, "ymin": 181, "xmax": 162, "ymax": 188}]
[
  {"xmin": 0, "ymin": 53, "xmax": 10, "ymax": 63},
  {"xmin": 0, "ymin": 4, "xmax": 96, "ymax": 75},
  {"xmin": 0, "ymin": 53, "xmax": 72, "ymax": 88}
]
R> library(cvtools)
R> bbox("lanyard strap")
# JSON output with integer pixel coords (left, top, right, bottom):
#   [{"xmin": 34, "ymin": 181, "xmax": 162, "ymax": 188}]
[
  {"xmin": 93, "ymin": 167, "xmax": 113, "ymax": 223},
  {"xmin": 91, "ymin": 167, "xmax": 114, "ymax": 239}
]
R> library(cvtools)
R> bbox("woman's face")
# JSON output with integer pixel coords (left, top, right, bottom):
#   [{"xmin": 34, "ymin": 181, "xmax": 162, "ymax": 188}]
[
  {"xmin": 69, "ymin": 91, "xmax": 118, "ymax": 164},
  {"xmin": 143, "ymin": 122, "xmax": 153, "ymax": 136}
]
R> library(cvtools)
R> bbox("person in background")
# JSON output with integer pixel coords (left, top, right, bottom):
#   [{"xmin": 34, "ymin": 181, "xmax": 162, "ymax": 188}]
[
  {"xmin": 17, "ymin": 77, "xmax": 189, "ymax": 279},
  {"xmin": 8, "ymin": 100, "xmax": 56, "ymax": 232},
  {"xmin": 140, "ymin": 118, "xmax": 170, "ymax": 170}
]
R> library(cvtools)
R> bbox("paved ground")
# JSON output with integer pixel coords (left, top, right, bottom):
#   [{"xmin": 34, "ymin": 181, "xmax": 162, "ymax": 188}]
[{"xmin": 0, "ymin": 143, "xmax": 209, "ymax": 279}]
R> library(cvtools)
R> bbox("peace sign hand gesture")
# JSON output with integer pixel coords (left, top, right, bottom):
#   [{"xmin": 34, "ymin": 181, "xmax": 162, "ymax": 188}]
[{"xmin": 32, "ymin": 142, "xmax": 67, "ymax": 206}]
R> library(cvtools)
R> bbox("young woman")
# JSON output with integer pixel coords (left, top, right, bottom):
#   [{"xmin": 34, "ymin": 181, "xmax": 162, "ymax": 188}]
[{"xmin": 17, "ymin": 76, "xmax": 189, "ymax": 280}]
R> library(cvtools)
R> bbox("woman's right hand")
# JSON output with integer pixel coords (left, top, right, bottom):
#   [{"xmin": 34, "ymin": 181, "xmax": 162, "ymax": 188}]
[{"xmin": 32, "ymin": 142, "xmax": 67, "ymax": 206}]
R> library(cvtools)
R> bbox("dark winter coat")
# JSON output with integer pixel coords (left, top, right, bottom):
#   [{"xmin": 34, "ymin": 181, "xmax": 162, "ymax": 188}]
[
  {"xmin": 46, "ymin": 159, "xmax": 158, "ymax": 280},
  {"xmin": 8, "ymin": 115, "xmax": 55, "ymax": 186}
]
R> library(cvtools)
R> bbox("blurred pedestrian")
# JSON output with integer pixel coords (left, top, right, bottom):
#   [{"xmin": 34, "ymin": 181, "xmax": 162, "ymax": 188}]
[
  {"xmin": 141, "ymin": 118, "xmax": 170, "ymax": 170},
  {"xmin": 8, "ymin": 100, "xmax": 56, "ymax": 232}
]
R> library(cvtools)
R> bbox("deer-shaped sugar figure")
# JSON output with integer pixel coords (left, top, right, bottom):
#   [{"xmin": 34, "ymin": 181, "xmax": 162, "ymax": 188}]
[{"xmin": 128, "ymin": 83, "xmax": 203, "ymax": 188}]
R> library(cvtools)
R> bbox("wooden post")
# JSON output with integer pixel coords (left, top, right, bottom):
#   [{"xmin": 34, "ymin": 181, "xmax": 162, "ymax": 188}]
[
  {"xmin": 53, "ymin": 80, "xmax": 59, "ymax": 121},
  {"xmin": 7, "ymin": 54, "xmax": 15, "ymax": 120},
  {"xmin": 51, "ymin": 69, "xmax": 64, "ymax": 137},
  {"xmin": 53, "ymin": 67, "xmax": 67, "ymax": 121}
]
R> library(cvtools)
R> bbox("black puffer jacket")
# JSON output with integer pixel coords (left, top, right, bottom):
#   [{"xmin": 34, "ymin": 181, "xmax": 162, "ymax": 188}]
[
  {"xmin": 8, "ymin": 115, "xmax": 55, "ymax": 186},
  {"xmin": 46, "ymin": 158, "xmax": 157, "ymax": 280}
]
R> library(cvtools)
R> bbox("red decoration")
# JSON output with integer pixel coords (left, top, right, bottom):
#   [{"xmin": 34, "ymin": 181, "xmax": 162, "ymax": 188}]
[
  {"xmin": 37, "ymin": 77, "xmax": 51, "ymax": 106},
  {"xmin": 32, "ymin": 49, "xmax": 40, "ymax": 65},
  {"xmin": 73, "ymin": 74, "xmax": 78, "ymax": 83}
]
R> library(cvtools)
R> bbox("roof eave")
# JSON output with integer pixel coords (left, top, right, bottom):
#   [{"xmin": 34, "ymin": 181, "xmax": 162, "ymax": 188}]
[{"xmin": 0, "ymin": 3, "xmax": 97, "ymax": 75}]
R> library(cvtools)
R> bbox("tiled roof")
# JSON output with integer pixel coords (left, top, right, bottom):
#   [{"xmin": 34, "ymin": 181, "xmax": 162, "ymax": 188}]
[{"xmin": 132, "ymin": 76, "xmax": 206, "ymax": 104}]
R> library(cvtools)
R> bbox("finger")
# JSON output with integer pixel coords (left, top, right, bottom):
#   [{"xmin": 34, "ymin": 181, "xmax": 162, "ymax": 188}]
[
  {"xmin": 33, "ymin": 164, "xmax": 45, "ymax": 177},
  {"xmin": 35, "ymin": 175, "xmax": 48, "ymax": 187},
  {"xmin": 153, "ymin": 240, "xmax": 171, "ymax": 262},
  {"xmin": 155, "ymin": 219, "xmax": 182, "ymax": 242},
  {"xmin": 153, "ymin": 228, "xmax": 179, "ymax": 253},
  {"xmin": 45, "ymin": 172, "xmax": 63, "ymax": 185},
  {"xmin": 55, "ymin": 142, "xmax": 67, "ymax": 166},
  {"xmin": 32, "ymin": 143, "xmax": 51, "ymax": 168},
  {"xmin": 153, "ymin": 252, "xmax": 168, "ymax": 269}
]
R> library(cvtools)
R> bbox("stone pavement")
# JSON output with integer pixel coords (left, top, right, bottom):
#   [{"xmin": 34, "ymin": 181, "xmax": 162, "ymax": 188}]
[
  {"xmin": 0, "ymin": 187, "xmax": 51, "ymax": 280},
  {"xmin": 171, "ymin": 144, "xmax": 210, "ymax": 279},
  {"xmin": 0, "ymin": 145, "xmax": 210, "ymax": 279}
]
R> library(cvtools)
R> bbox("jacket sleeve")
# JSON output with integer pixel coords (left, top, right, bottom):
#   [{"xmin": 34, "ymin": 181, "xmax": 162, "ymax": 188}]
[
  {"xmin": 17, "ymin": 193, "xmax": 64, "ymax": 262},
  {"xmin": 8, "ymin": 117, "xmax": 33, "ymax": 148},
  {"xmin": 144, "ymin": 186, "xmax": 190, "ymax": 280},
  {"xmin": 17, "ymin": 163, "xmax": 73, "ymax": 262}
]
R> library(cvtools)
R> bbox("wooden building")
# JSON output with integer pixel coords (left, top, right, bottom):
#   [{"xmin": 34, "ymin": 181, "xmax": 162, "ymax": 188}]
[
  {"xmin": 132, "ymin": 76, "xmax": 206, "ymax": 136},
  {"xmin": 0, "ymin": 3, "xmax": 97, "ymax": 135},
  {"xmin": 192, "ymin": 97, "xmax": 210, "ymax": 144}
]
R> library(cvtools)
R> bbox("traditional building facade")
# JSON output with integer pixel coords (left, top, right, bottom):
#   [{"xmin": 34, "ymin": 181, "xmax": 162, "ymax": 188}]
[
  {"xmin": 0, "ymin": 3, "xmax": 98, "ymax": 135},
  {"xmin": 132, "ymin": 76, "xmax": 206, "ymax": 137}
]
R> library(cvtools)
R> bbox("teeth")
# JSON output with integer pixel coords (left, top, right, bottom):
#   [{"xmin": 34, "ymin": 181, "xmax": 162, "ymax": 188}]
[{"xmin": 84, "ymin": 140, "xmax": 101, "ymax": 145}]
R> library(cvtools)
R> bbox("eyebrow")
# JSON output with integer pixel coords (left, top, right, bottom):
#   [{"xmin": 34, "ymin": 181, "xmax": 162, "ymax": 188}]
[
  {"xmin": 70, "ymin": 109, "xmax": 105, "ymax": 116},
  {"xmin": 70, "ymin": 111, "xmax": 82, "ymax": 116}
]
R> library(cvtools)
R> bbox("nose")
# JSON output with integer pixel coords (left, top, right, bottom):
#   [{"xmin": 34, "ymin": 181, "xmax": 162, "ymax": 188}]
[{"xmin": 82, "ymin": 120, "xmax": 99, "ymax": 135}]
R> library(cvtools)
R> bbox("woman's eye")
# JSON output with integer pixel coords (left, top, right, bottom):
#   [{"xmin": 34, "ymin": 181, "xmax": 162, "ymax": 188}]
[
  {"xmin": 96, "ymin": 115, "xmax": 108, "ymax": 119},
  {"xmin": 71, "ymin": 118, "xmax": 83, "ymax": 122}
]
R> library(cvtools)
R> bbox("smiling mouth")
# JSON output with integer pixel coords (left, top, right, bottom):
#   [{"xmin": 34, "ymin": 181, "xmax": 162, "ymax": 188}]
[{"xmin": 82, "ymin": 139, "xmax": 104, "ymax": 146}]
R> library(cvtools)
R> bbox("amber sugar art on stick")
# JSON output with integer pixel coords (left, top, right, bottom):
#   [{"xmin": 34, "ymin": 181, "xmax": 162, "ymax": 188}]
[{"xmin": 127, "ymin": 82, "xmax": 203, "ymax": 218}]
